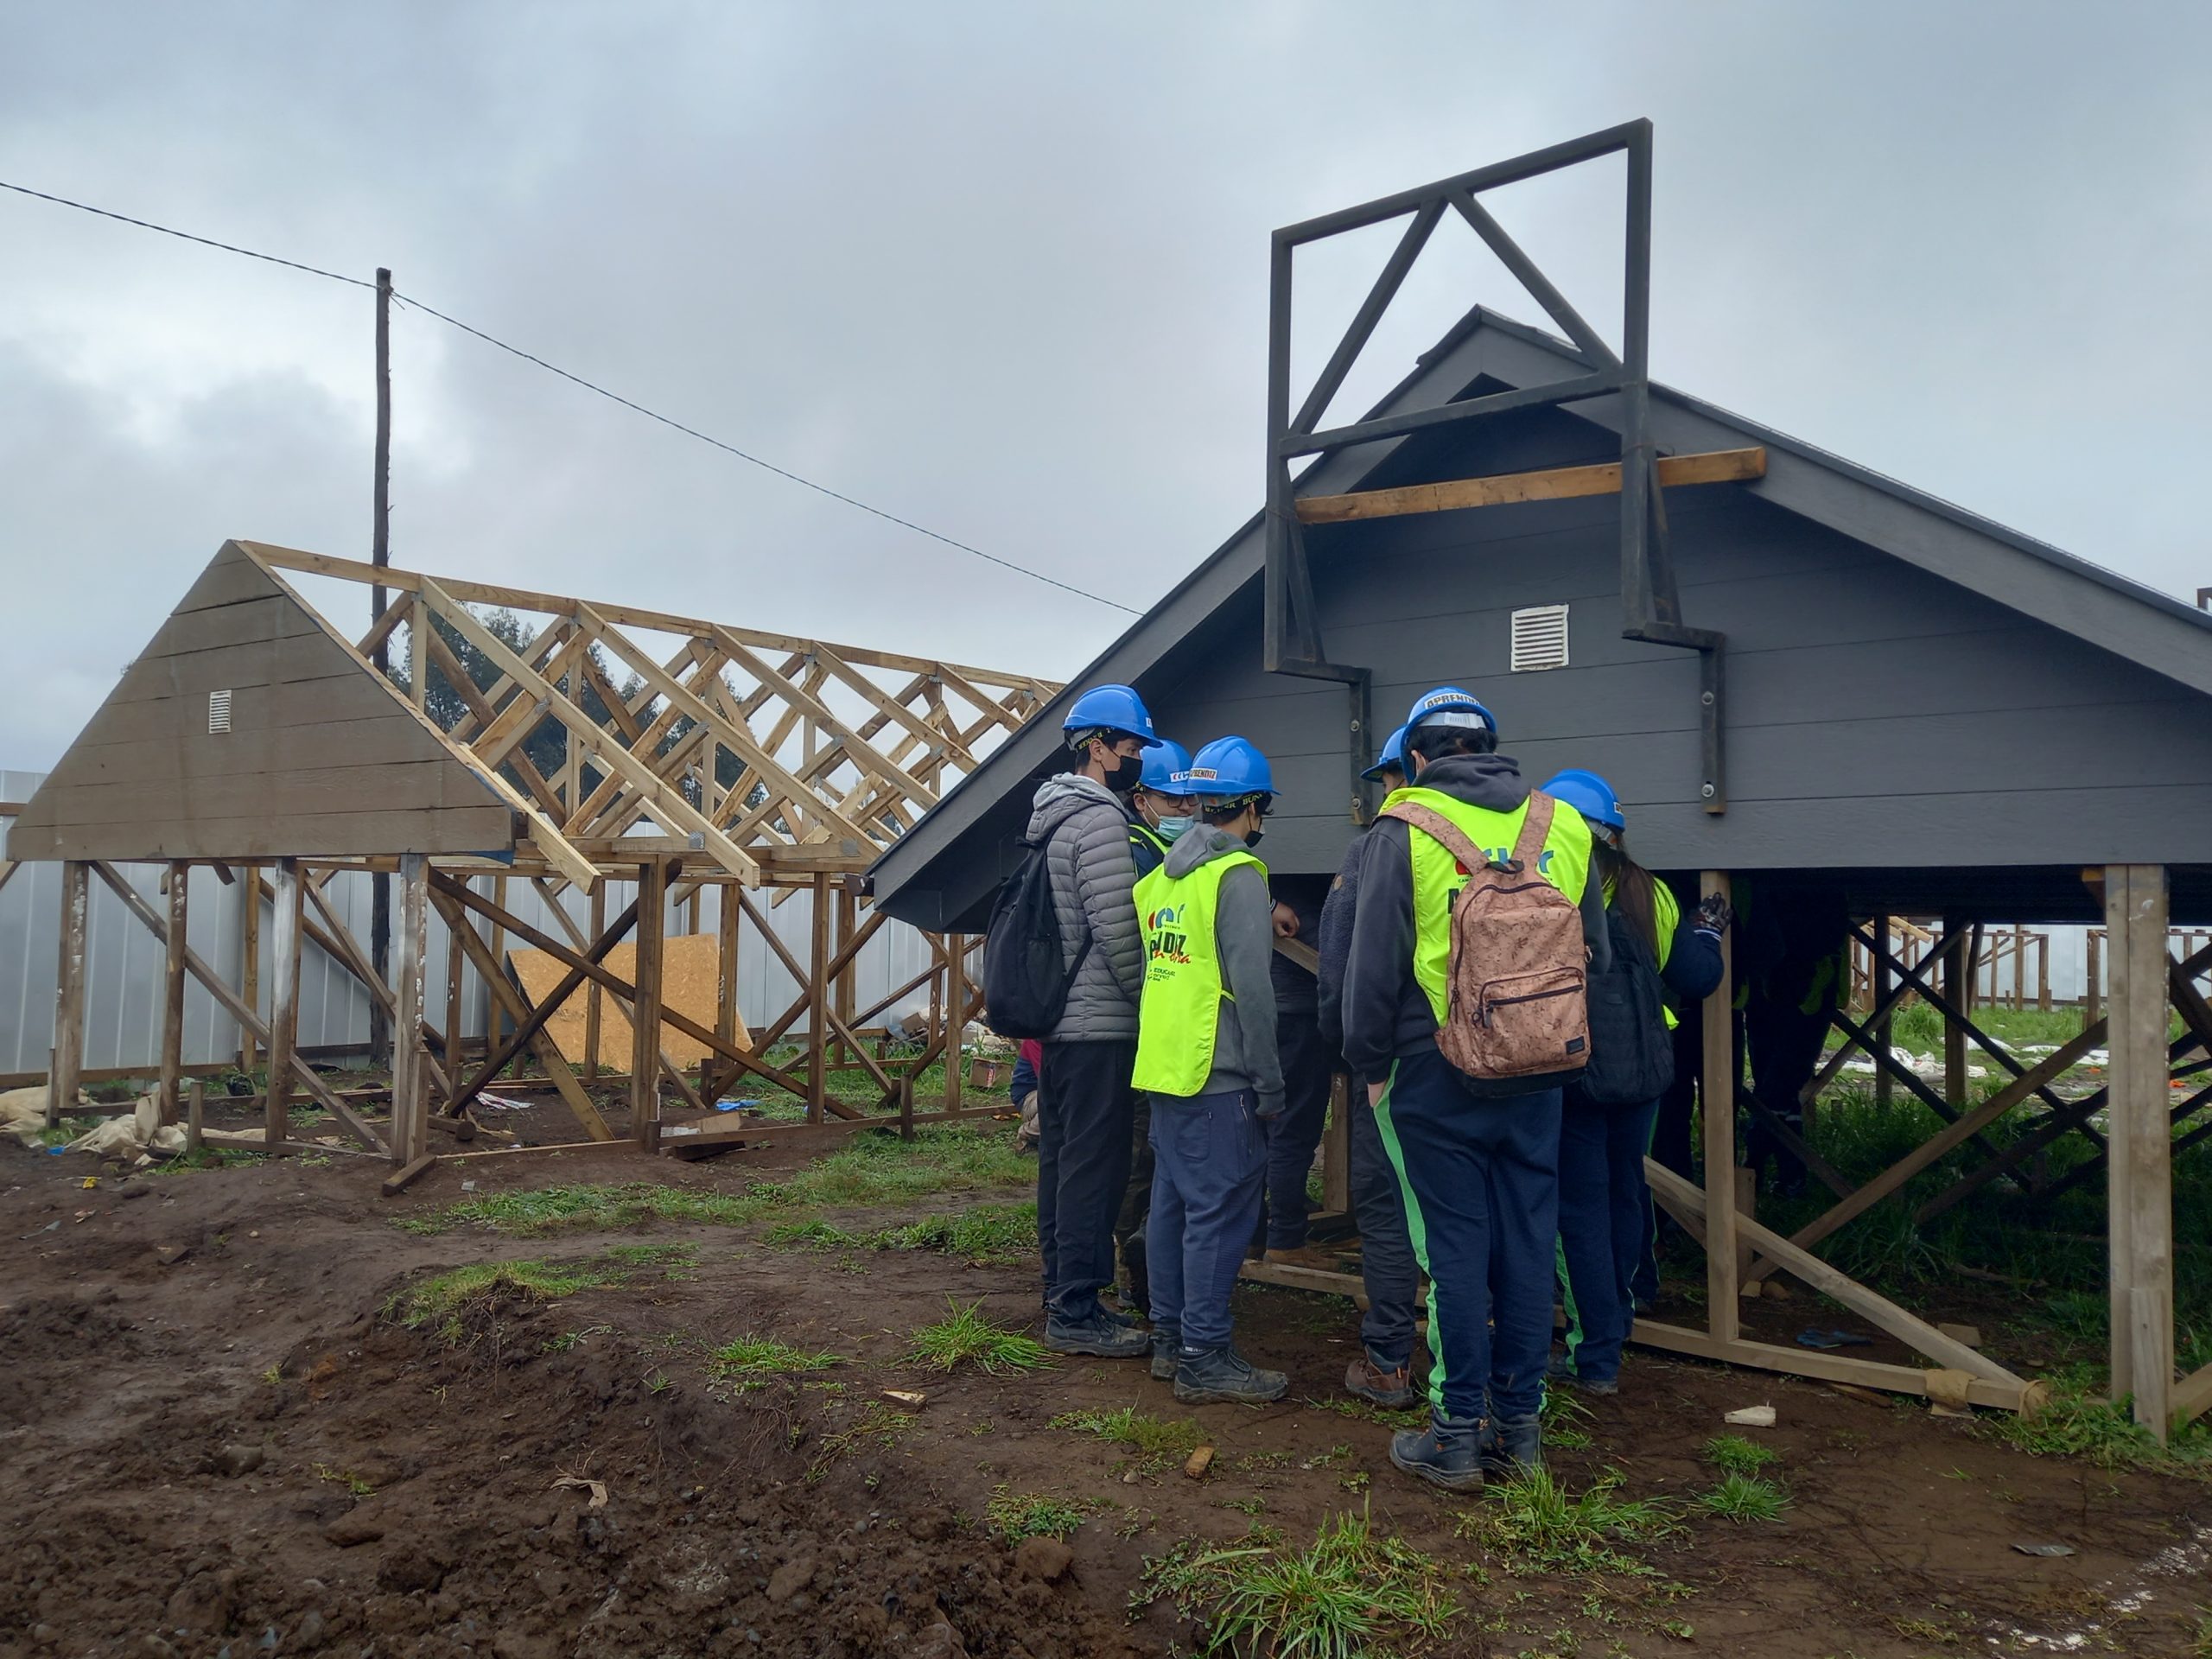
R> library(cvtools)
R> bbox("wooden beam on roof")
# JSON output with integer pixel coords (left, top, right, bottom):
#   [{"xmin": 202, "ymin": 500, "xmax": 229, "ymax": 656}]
[{"xmin": 1294, "ymin": 446, "xmax": 1767, "ymax": 525}]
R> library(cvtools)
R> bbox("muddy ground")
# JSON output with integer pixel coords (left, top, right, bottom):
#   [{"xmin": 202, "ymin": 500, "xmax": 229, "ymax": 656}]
[{"xmin": 0, "ymin": 1114, "xmax": 2204, "ymax": 1659}]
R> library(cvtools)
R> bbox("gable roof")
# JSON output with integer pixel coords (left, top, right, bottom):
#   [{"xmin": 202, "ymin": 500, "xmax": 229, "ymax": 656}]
[
  {"xmin": 10, "ymin": 541, "xmax": 513, "ymax": 863},
  {"xmin": 868, "ymin": 306, "xmax": 2212, "ymax": 917}
]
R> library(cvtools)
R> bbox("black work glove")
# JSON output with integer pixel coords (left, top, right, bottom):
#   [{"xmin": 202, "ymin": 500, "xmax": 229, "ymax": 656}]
[{"xmin": 1694, "ymin": 893, "xmax": 1734, "ymax": 935}]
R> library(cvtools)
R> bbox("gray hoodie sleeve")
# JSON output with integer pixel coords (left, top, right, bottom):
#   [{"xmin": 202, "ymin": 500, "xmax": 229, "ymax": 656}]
[
  {"xmin": 1071, "ymin": 802, "xmax": 1145, "ymax": 1004},
  {"xmin": 1216, "ymin": 862, "xmax": 1285, "ymax": 1113}
]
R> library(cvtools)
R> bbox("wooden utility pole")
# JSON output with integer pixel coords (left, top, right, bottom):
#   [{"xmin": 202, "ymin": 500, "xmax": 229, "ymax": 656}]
[{"xmin": 368, "ymin": 266, "xmax": 395, "ymax": 1067}]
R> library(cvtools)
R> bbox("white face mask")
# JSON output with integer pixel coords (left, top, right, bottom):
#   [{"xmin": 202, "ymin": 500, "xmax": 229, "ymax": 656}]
[{"xmin": 1156, "ymin": 815, "xmax": 1195, "ymax": 843}]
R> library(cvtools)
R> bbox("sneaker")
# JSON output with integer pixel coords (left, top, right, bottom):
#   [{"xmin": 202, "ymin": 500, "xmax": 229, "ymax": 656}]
[
  {"xmin": 1096, "ymin": 1300, "xmax": 1144, "ymax": 1330},
  {"xmin": 1344, "ymin": 1352, "xmax": 1415, "ymax": 1410},
  {"xmin": 1173, "ymin": 1344, "xmax": 1289, "ymax": 1405},
  {"xmin": 1547, "ymin": 1353, "xmax": 1618, "ymax": 1395},
  {"xmin": 1150, "ymin": 1325, "xmax": 1181, "ymax": 1382},
  {"xmin": 1045, "ymin": 1312, "xmax": 1150, "ymax": 1358},
  {"xmin": 1480, "ymin": 1413, "xmax": 1542, "ymax": 1479},
  {"xmin": 1389, "ymin": 1415, "xmax": 1486, "ymax": 1493}
]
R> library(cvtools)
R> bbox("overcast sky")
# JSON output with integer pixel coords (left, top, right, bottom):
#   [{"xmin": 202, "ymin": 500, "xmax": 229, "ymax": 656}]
[{"xmin": 4, "ymin": 2, "xmax": 2209, "ymax": 772}]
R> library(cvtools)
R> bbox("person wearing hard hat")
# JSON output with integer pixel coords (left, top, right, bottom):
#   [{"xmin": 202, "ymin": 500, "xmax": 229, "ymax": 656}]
[
  {"xmin": 1133, "ymin": 735, "xmax": 1290, "ymax": 1403},
  {"xmin": 1313, "ymin": 724, "xmax": 1421, "ymax": 1409},
  {"xmin": 1024, "ymin": 683, "xmax": 1162, "ymax": 1359},
  {"xmin": 1127, "ymin": 739, "xmax": 1198, "ymax": 876},
  {"xmin": 1338, "ymin": 688, "xmax": 1611, "ymax": 1491},
  {"xmin": 1537, "ymin": 769, "xmax": 1726, "ymax": 1397},
  {"xmin": 1113, "ymin": 740, "xmax": 1198, "ymax": 1312}
]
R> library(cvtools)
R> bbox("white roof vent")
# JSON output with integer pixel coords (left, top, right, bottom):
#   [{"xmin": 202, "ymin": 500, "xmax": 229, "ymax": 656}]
[
  {"xmin": 207, "ymin": 689, "xmax": 233, "ymax": 734},
  {"xmin": 1510, "ymin": 605, "xmax": 1569, "ymax": 672}
]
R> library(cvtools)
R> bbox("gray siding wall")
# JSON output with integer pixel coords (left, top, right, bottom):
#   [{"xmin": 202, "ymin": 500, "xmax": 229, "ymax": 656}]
[{"xmin": 1147, "ymin": 481, "xmax": 2212, "ymax": 878}]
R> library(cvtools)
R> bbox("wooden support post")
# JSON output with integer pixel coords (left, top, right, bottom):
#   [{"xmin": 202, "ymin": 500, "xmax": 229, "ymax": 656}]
[
  {"xmin": 442, "ymin": 884, "xmax": 467, "ymax": 1090},
  {"xmin": 1322, "ymin": 1071, "xmax": 1352, "ymax": 1215},
  {"xmin": 944, "ymin": 932, "xmax": 966, "ymax": 1114},
  {"xmin": 836, "ymin": 884, "xmax": 859, "ymax": 1074},
  {"xmin": 632, "ymin": 860, "xmax": 666, "ymax": 1150},
  {"xmin": 48, "ymin": 861, "xmax": 89, "ymax": 1129},
  {"xmin": 185, "ymin": 1079, "xmax": 205, "ymax": 1155},
  {"xmin": 2107, "ymin": 863, "xmax": 2174, "ymax": 1440},
  {"xmin": 2037, "ymin": 933, "xmax": 2051, "ymax": 1013},
  {"xmin": 264, "ymin": 860, "xmax": 304, "ymax": 1146},
  {"xmin": 1873, "ymin": 915, "xmax": 1894, "ymax": 1109},
  {"xmin": 1701, "ymin": 872, "xmax": 1738, "ymax": 1342},
  {"xmin": 713, "ymin": 881, "xmax": 741, "ymax": 1103},
  {"xmin": 391, "ymin": 854, "xmax": 429, "ymax": 1167},
  {"xmin": 1732, "ymin": 1166, "xmax": 1758, "ymax": 1287},
  {"xmin": 1942, "ymin": 925, "xmax": 1972, "ymax": 1109},
  {"xmin": 2087, "ymin": 929, "xmax": 2103, "ymax": 1027},
  {"xmin": 238, "ymin": 868, "xmax": 261, "ymax": 1072},
  {"xmin": 583, "ymin": 879, "xmax": 606, "ymax": 1084},
  {"xmin": 158, "ymin": 861, "xmax": 189, "ymax": 1128},
  {"xmin": 808, "ymin": 874, "xmax": 831, "ymax": 1123},
  {"xmin": 486, "ymin": 874, "xmax": 510, "ymax": 1047}
]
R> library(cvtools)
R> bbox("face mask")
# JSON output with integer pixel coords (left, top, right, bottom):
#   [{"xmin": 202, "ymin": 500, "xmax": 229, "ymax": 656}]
[
  {"xmin": 1156, "ymin": 815, "xmax": 1194, "ymax": 843},
  {"xmin": 1243, "ymin": 828, "xmax": 1265, "ymax": 850},
  {"xmin": 1104, "ymin": 753, "xmax": 1142, "ymax": 792}
]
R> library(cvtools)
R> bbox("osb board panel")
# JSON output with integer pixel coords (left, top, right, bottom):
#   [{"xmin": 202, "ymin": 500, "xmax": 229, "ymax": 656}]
[{"xmin": 508, "ymin": 932, "xmax": 752, "ymax": 1071}]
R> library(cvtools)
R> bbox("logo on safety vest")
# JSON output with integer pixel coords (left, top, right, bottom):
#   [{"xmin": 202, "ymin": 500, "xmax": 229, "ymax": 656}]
[{"xmin": 1145, "ymin": 903, "xmax": 1192, "ymax": 966}]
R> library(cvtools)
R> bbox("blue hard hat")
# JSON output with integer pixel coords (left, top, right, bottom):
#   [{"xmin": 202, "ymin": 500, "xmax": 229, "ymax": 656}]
[
  {"xmin": 1183, "ymin": 735, "xmax": 1274, "ymax": 801},
  {"xmin": 1361, "ymin": 725, "xmax": 1408, "ymax": 783},
  {"xmin": 1138, "ymin": 739, "xmax": 1196, "ymax": 796},
  {"xmin": 1538, "ymin": 768, "xmax": 1624, "ymax": 832},
  {"xmin": 1405, "ymin": 684, "xmax": 1497, "ymax": 736},
  {"xmin": 1061, "ymin": 683, "xmax": 1161, "ymax": 747}
]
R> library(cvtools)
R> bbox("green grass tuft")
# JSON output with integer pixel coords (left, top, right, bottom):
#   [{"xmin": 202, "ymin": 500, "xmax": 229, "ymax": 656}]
[
  {"xmin": 1696, "ymin": 1471, "xmax": 1791, "ymax": 1523},
  {"xmin": 985, "ymin": 1486, "xmax": 1089, "ymax": 1542},
  {"xmin": 907, "ymin": 1299, "xmax": 1052, "ymax": 1375},
  {"xmin": 707, "ymin": 1334, "xmax": 842, "ymax": 1379},
  {"xmin": 1983, "ymin": 1370, "xmax": 2190, "ymax": 1468},
  {"xmin": 1459, "ymin": 1467, "xmax": 1681, "ymax": 1573},
  {"xmin": 1700, "ymin": 1433, "xmax": 1780, "ymax": 1478},
  {"xmin": 763, "ymin": 1202, "xmax": 1037, "ymax": 1261},
  {"xmin": 1135, "ymin": 1507, "xmax": 1459, "ymax": 1659},
  {"xmin": 1052, "ymin": 1404, "xmax": 1205, "ymax": 1460},
  {"xmin": 385, "ymin": 1258, "xmax": 622, "ymax": 1342},
  {"xmin": 1541, "ymin": 1385, "xmax": 1596, "ymax": 1451}
]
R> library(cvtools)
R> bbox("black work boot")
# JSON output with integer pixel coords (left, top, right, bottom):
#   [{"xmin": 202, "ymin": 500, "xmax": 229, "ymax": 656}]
[
  {"xmin": 1481, "ymin": 1413, "xmax": 1542, "ymax": 1479},
  {"xmin": 1389, "ymin": 1412, "xmax": 1486, "ymax": 1493},
  {"xmin": 1344, "ymin": 1351, "xmax": 1415, "ymax": 1410},
  {"xmin": 1150, "ymin": 1325, "xmax": 1181, "ymax": 1382},
  {"xmin": 1045, "ymin": 1309, "xmax": 1150, "ymax": 1358},
  {"xmin": 1173, "ymin": 1345, "xmax": 1288, "ymax": 1405}
]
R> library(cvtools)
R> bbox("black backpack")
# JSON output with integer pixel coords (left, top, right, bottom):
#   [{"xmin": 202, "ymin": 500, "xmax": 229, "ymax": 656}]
[
  {"xmin": 981, "ymin": 839, "xmax": 1090, "ymax": 1039},
  {"xmin": 1576, "ymin": 907, "xmax": 1676, "ymax": 1107}
]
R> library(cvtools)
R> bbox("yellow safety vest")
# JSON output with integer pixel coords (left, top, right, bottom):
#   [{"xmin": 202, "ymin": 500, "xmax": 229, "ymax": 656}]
[
  {"xmin": 1128, "ymin": 821, "xmax": 1168, "ymax": 878},
  {"xmin": 1131, "ymin": 849, "xmax": 1266, "ymax": 1096},
  {"xmin": 1397, "ymin": 785, "xmax": 1592, "ymax": 1028}
]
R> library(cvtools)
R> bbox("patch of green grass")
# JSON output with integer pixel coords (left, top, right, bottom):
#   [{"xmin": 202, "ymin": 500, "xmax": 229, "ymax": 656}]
[
  {"xmin": 762, "ymin": 1201, "xmax": 1037, "ymax": 1261},
  {"xmin": 907, "ymin": 1299, "xmax": 1051, "ymax": 1376},
  {"xmin": 400, "ymin": 1181, "xmax": 759, "ymax": 1236},
  {"xmin": 146, "ymin": 1145, "xmax": 269, "ymax": 1174},
  {"xmin": 385, "ymin": 1258, "xmax": 623, "ymax": 1341},
  {"xmin": 1135, "ymin": 1507, "xmax": 1460, "ymax": 1659},
  {"xmin": 985, "ymin": 1486, "xmax": 1088, "ymax": 1542},
  {"xmin": 810, "ymin": 1401, "xmax": 915, "ymax": 1478},
  {"xmin": 1542, "ymin": 1386, "xmax": 1596, "ymax": 1452},
  {"xmin": 1700, "ymin": 1434, "xmax": 1780, "ymax": 1478},
  {"xmin": 1983, "ymin": 1370, "xmax": 2193, "ymax": 1469},
  {"xmin": 1052, "ymin": 1404, "xmax": 1205, "ymax": 1460},
  {"xmin": 1696, "ymin": 1472, "xmax": 1790, "ymax": 1523},
  {"xmin": 1459, "ymin": 1467, "xmax": 1681, "ymax": 1574},
  {"xmin": 314, "ymin": 1462, "xmax": 375, "ymax": 1497},
  {"xmin": 707, "ymin": 1334, "xmax": 842, "ymax": 1379},
  {"xmin": 1300, "ymin": 1394, "xmax": 1427, "ymax": 1431}
]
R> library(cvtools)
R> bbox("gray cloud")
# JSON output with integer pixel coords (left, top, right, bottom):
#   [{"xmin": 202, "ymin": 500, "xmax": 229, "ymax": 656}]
[{"xmin": 5, "ymin": 1, "xmax": 2209, "ymax": 769}]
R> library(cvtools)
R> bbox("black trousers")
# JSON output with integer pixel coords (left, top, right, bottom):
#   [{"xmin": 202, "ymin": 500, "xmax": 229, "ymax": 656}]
[{"xmin": 1038, "ymin": 1039, "xmax": 1137, "ymax": 1321}]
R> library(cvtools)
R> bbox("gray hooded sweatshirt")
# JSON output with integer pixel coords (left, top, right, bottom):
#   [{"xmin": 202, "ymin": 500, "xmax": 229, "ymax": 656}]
[
  {"xmin": 1154, "ymin": 824, "xmax": 1285, "ymax": 1116},
  {"xmin": 1025, "ymin": 773, "xmax": 1145, "ymax": 1042}
]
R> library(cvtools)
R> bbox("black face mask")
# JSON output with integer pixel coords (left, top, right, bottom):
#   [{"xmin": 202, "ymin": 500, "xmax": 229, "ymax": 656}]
[
  {"xmin": 1243, "ymin": 828, "xmax": 1265, "ymax": 850},
  {"xmin": 1104, "ymin": 753, "xmax": 1142, "ymax": 793}
]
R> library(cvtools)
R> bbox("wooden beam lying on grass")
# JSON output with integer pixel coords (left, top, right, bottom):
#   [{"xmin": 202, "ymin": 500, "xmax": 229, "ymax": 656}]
[{"xmin": 1294, "ymin": 447, "xmax": 1766, "ymax": 525}]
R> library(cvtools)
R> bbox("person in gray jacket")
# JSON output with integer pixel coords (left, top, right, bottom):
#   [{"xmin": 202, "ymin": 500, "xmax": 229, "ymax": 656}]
[
  {"xmin": 1132, "ymin": 735, "xmax": 1288, "ymax": 1404},
  {"xmin": 1026, "ymin": 683, "xmax": 1160, "ymax": 1358}
]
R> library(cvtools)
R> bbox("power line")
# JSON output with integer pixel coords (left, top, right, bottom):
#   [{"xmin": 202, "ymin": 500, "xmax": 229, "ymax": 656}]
[{"xmin": 0, "ymin": 177, "xmax": 1141, "ymax": 616}]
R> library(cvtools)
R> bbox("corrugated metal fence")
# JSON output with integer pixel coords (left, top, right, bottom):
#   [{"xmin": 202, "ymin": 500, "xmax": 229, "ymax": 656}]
[{"xmin": 0, "ymin": 769, "xmax": 937, "ymax": 1079}]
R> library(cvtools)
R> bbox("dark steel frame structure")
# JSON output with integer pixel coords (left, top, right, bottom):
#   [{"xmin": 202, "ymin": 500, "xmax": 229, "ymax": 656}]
[{"xmin": 1263, "ymin": 118, "xmax": 1726, "ymax": 818}]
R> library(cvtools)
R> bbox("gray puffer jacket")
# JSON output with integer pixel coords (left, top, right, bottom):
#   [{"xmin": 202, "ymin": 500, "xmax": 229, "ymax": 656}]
[{"xmin": 1026, "ymin": 774, "xmax": 1144, "ymax": 1042}]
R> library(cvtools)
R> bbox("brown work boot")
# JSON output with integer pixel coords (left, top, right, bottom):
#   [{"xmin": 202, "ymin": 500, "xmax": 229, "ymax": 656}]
[
  {"xmin": 1263, "ymin": 1244, "xmax": 1341, "ymax": 1270},
  {"xmin": 1344, "ymin": 1352, "xmax": 1415, "ymax": 1409}
]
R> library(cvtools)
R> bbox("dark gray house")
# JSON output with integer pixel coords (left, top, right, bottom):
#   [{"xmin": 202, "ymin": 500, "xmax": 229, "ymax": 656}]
[{"xmin": 869, "ymin": 307, "xmax": 2212, "ymax": 932}]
